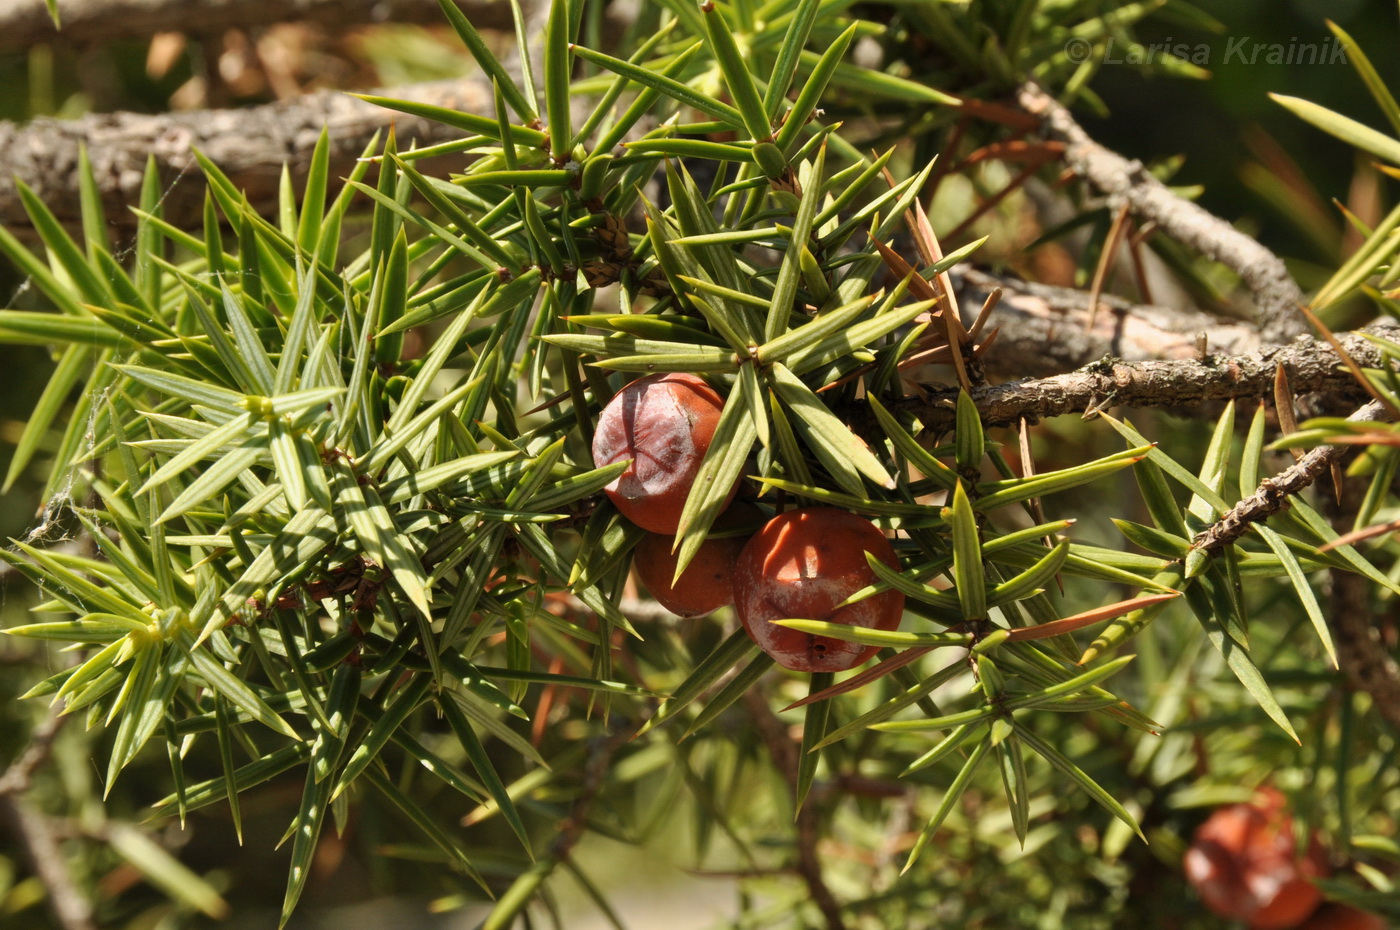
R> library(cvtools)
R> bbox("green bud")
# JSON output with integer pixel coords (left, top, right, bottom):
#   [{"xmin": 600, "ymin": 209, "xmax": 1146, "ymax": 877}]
[
  {"xmin": 752, "ymin": 141, "xmax": 788, "ymax": 179},
  {"xmin": 972, "ymin": 628, "xmax": 1010, "ymax": 655},
  {"xmin": 578, "ymin": 153, "xmax": 614, "ymax": 202},
  {"xmin": 385, "ymin": 374, "xmax": 410, "ymax": 404},
  {"xmin": 977, "ymin": 654, "xmax": 1005, "ymax": 698},
  {"xmin": 798, "ymin": 245, "xmax": 830, "ymax": 302}
]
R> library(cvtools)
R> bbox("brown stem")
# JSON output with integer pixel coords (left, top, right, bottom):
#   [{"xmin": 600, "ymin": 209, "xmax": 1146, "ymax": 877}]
[
  {"xmin": 0, "ymin": 799, "xmax": 95, "ymax": 930},
  {"xmin": 1017, "ymin": 82, "xmax": 1307, "ymax": 343},
  {"xmin": 550, "ymin": 716, "xmax": 635, "ymax": 861},
  {"xmin": 556, "ymin": 592, "xmax": 677, "ymax": 624},
  {"xmin": 742, "ymin": 690, "xmax": 849, "ymax": 930}
]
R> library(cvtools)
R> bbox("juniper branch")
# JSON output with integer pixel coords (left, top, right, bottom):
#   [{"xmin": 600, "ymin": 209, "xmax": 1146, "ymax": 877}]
[
  {"xmin": 1017, "ymin": 82, "xmax": 1307, "ymax": 342},
  {"xmin": 901, "ymin": 328, "xmax": 1389, "ymax": 434},
  {"xmin": 1192, "ymin": 399, "xmax": 1392, "ymax": 556}
]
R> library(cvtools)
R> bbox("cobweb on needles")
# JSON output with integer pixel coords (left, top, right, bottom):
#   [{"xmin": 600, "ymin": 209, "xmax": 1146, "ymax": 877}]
[
  {"xmin": 7, "ymin": 156, "xmax": 196, "ymax": 549},
  {"xmin": 18, "ymin": 379, "xmax": 113, "ymax": 549}
]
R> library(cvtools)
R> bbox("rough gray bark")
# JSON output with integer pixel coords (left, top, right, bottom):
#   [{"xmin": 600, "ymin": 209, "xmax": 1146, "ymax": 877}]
[
  {"xmin": 952, "ymin": 267, "xmax": 1264, "ymax": 376},
  {"xmin": 0, "ymin": 75, "xmax": 494, "ymax": 235},
  {"xmin": 1018, "ymin": 82, "xmax": 1308, "ymax": 343},
  {"xmin": 0, "ymin": 0, "xmax": 508, "ymax": 49},
  {"xmin": 903, "ymin": 330, "xmax": 1388, "ymax": 434}
]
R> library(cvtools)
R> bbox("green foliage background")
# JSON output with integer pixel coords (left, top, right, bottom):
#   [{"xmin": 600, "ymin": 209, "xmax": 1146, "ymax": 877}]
[{"xmin": 0, "ymin": 2, "xmax": 1397, "ymax": 929}]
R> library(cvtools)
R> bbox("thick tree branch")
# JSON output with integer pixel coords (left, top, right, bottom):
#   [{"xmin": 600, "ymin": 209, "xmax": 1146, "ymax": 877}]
[
  {"xmin": 1192, "ymin": 399, "xmax": 1392, "ymax": 556},
  {"xmin": 556, "ymin": 592, "xmax": 677, "ymax": 625},
  {"xmin": 902, "ymin": 328, "xmax": 1387, "ymax": 434},
  {"xmin": 0, "ymin": 80, "xmax": 614, "ymax": 240},
  {"xmin": 0, "ymin": 0, "xmax": 573, "ymax": 238},
  {"xmin": 0, "ymin": 73, "xmax": 1329, "ymax": 396},
  {"xmin": 952, "ymin": 267, "xmax": 1264, "ymax": 377},
  {"xmin": 1017, "ymin": 83, "xmax": 1307, "ymax": 342},
  {"xmin": 0, "ymin": 0, "xmax": 505, "ymax": 50},
  {"xmin": 0, "ymin": 76, "xmax": 493, "ymax": 234}
]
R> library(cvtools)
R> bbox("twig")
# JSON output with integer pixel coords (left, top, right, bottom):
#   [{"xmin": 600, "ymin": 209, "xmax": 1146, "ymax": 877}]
[
  {"xmin": 900, "ymin": 328, "xmax": 1389, "ymax": 435},
  {"xmin": 1191, "ymin": 399, "xmax": 1392, "ymax": 556},
  {"xmin": 550, "ymin": 716, "xmax": 635, "ymax": 861},
  {"xmin": 0, "ymin": 711, "xmax": 65, "ymax": 796},
  {"xmin": 742, "ymin": 690, "xmax": 849, "ymax": 930},
  {"xmin": 0, "ymin": 798, "xmax": 96, "ymax": 930},
  {"xmin": 0, "ymin": 0, "xmax": 507, "ymax": 50},
  {"xmin": 1017, "ymin": 82, "xmax": 1307, "ymax": 343},
  {"xmin": 0, "ymin": 711, "xmax": 92, "ymax": 930}
]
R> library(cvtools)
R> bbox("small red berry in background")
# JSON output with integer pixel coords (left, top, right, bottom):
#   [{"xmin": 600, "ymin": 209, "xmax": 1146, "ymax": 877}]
[
  {"xmin": 1183, "ymin": 788, "xmax": 1331, "ymax": 930},
  {"xmin": 632, "ymin": 502, "xmax": 763, "ymax": 618},
  {"xmin": 732, "ymin": 507, "xmax": 904, "ymax": 672},
  {"xmin": 1296, "ymin": 903, "xmax": 1388, "ymax": 930},
  {"xmin": 592, "ymin": 372, "xmax": 730, "ymax": 534}
]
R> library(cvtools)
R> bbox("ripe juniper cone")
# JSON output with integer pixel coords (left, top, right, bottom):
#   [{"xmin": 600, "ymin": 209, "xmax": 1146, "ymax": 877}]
[
  {"xmin": 633, "ymin": 502, "xmax": 763, "ymax": 618},
  {"xmin": 733, "ymin": 507, "xmax": 904, "ymax": 672},
  {"xmin": 1184, "ymin": 788, "xmax": 1329, "ymax": 930},
  {"xmin": 592, "ymin": 372, "xmax": 729, "ymax": 534}
]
